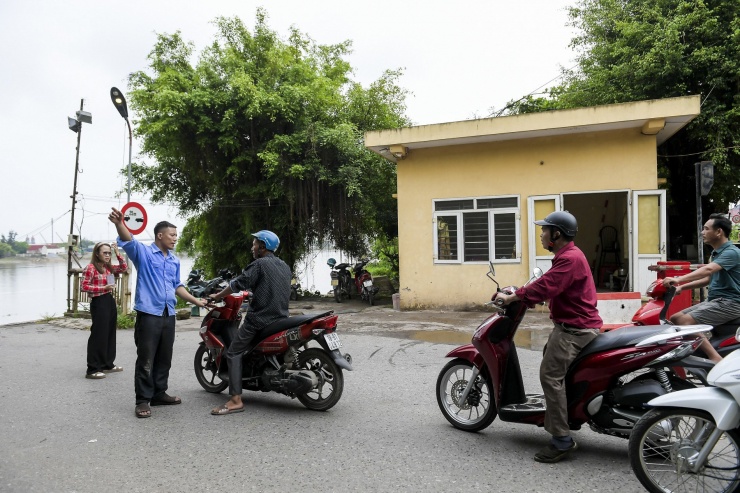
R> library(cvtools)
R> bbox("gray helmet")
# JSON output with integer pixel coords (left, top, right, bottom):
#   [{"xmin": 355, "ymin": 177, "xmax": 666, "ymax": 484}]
[{"xmin": 534, "ymin": 211, "xmax": 578, "ymax": 237}]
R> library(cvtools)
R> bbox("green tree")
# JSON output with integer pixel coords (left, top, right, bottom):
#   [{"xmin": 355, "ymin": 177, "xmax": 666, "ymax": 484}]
[
  {"xmin": 505, "ymin": 0, "xmax": 740, "ymax": 244},
  {"xmin": 0, "ymin": 242, "xmax": 13, "ymax": 258},
  {"xmin": 128, "ymin": 12, "xmax": 408, "ymax": 275},
  {"xmin": 11, "ymin": 241, "xmax": 28, "ymax": 254}
]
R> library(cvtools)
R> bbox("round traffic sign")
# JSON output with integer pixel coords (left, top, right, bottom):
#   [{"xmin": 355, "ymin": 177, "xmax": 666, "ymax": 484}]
[
  {"xmin": 120, "ymin": 202, "xmax": 148, "ymax": 235},
  {"xmin": 732, "ymin": 215, "xmax": 740, "ymax": 224}
]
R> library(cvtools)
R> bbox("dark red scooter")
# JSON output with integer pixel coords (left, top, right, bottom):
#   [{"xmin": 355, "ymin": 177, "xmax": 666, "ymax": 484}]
[
  {"xmin": 194, "ymin": 291, "xmax": 352, "ymax": 411},
  {"xmin": 614, "ymin": 280, "xmax": 740, "ymax": 359},
  {"xmin": 436, "ymin": 264, "xmax": 712, "ymax": 438}
]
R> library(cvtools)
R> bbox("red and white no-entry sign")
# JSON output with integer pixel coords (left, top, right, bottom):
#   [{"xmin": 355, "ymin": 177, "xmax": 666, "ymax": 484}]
[{"xmin": 120, "ymin": 202, "xmax": 148, "ymax": 235}]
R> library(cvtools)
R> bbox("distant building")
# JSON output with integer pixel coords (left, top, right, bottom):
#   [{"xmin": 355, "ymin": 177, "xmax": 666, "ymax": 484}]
[{"xmin": 27, "ymin": 245, "xmax": 48, "ymax": 256}]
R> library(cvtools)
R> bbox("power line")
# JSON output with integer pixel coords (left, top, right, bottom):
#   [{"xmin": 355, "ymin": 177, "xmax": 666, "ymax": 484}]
[{"xmin": 658, "ymin": 145, "xmax": 740, "ymax": 159}]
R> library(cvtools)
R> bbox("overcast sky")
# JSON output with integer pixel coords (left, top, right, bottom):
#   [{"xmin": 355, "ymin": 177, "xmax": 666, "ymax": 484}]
[{"xmin": 0, "ymin": 0, "xmax": 577, "ymax": 244}]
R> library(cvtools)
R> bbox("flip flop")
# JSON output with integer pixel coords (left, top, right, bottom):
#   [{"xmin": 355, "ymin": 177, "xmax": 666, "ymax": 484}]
[
  {"xmin": 211, "ymin": 404, "xmax": 245, "ymax": 416},
  {"xmin": 150, "ymin": 393, "xmax": 181, "ymax": 406},
  {"xmin": 135, "ymin": 403, "xmax": 151, "ymax": 419}
]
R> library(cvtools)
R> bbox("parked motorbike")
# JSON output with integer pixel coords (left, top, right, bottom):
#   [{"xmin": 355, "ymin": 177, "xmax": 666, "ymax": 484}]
[
  {"xmin": 186, "ymin": 268, "xmax": 234, "ymax": 298},
  {"xmin": 628, "ymin": 339, "xmax": 740, "ymax": 493},
  {"xmin": 436, "ymin": 263, "xmax": 713, "ymax": 439},
  {"xmin": 327, "ymin": 257, "xmax": 378, "ymax": 306},
  {"xmin": 614, "ymin": 279, "xmax": 740, "ymax": 359},
  {"xmin": 328, "ymin": 258, "xmax": 352, "ymax": 303},
  {"xmin": 290, "ymin": 276, "xmax": 303, "ymax": 301},
  {"xmin": 352, "ymin": 259, "xmax": 379, "ymax": 306},
  {"xmin": 194, "ymin": 291, "xmax": 352, "ymax": 411}
]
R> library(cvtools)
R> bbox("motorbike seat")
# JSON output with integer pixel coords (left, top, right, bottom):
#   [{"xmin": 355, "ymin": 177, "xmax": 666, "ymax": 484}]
[
  {"xmin": 577, "ymin": 325, "xmax": 676, "ymax": 360},
  {"xmin": 257, "ymin": 311, "xmax": 334, "ymax": 341},
  {"xmin": 335, "ymin": 263, "xmax": 350, "ymax": 270}
]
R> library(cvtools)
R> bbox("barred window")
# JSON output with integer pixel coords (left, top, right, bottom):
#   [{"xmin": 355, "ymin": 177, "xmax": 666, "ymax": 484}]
[{"xmin": 433, "ymin": 196, "xmax": 520, "ymax": 264}]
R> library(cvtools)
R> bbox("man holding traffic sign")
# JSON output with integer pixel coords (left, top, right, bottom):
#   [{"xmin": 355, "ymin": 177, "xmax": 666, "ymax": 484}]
[{"xmin": 109, "ymin": 206, "xmax": 208, "ymax": 419}]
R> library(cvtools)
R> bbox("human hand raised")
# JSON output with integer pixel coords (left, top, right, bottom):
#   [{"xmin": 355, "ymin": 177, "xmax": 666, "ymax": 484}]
[{"xmin": 108, "ymin": 208, "xmax": 123, "ymax": 225}]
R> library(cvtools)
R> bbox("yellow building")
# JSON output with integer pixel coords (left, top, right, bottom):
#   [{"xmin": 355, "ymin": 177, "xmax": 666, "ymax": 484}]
[{"xmin": 365, "ymin": 96, "xmax": 700, "ymax": 310}]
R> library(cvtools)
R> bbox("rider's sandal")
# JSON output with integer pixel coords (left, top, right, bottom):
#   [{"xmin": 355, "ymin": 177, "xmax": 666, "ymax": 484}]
[
  {"xmin": 533, "ymin": 440, "xmax": 578, "ymax": 463},
  {"xmin": 211, "ymin": 404, "xmax": 245, "ymax": 416},
  {"xmin": 85, "ymin": 372, "xmax": 106, "ymax": 379}
]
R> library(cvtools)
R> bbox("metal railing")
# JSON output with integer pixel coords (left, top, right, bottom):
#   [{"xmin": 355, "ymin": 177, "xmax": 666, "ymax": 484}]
[{"xmin": 69, "ymin": 269, "xmax": 132, "ymax": 315}]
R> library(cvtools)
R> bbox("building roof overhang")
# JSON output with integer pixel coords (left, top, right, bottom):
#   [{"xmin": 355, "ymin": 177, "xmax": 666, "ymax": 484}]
[{"xmin": 365, "ymin": 95, "xmax": 701, "ymax": 162}]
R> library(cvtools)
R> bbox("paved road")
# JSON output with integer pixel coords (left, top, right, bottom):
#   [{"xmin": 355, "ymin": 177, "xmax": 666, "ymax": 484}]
[{"xmin": 0, "ymin": 313, "xmax": 645, "ymax": 493}]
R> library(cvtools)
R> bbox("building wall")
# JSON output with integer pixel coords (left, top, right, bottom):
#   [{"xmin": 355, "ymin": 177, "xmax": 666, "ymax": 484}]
[{"xmin": 397, "ymin": 128, "xmax": 658, "ymax": 309}]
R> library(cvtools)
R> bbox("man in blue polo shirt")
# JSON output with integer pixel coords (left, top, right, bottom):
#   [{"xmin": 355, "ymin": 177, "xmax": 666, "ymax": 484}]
[
  {"xmin": 109, "ymin": 207, "xmax": 207, "ymax": 418},
  {"xmin": 663, "ymin": 213, "xmax": 740, "ymax": 363}
]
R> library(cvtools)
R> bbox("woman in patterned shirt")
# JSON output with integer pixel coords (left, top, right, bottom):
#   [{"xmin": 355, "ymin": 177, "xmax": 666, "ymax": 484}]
[{"xmin": 81, "ymin": 242, "xmax": 128, "ymax": 379}]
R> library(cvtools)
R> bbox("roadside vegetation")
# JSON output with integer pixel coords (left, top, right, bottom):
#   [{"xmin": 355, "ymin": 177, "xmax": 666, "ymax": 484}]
[
  {"xmin": 499, "ymin": 0, "xmax": 740, "ymax": 233},
  {"xmin": 127, "ymin": 9, "xmax": 408, "ymax": 280}
]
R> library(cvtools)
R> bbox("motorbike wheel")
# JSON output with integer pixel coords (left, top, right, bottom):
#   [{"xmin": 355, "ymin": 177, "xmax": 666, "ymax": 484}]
[
  {"xmin": 436, "ymin": 358, "xmax": 496, "ymax": 432},
  {"xmin": 194, "ymin": 344, "xmax": 228, "ymax": 393},
  {"xmin": 368, "ymin": 288, "xmax": 374, "ymax": 306},
  {"xmin": 334, "ymin": 287, "xmax": 341, "ymax": 303},
  {"xmin": 295, "ymin": 348, "xmax": 344, "ymax": 411},
  {"xmin": 629, "ymin": 408, "xmax": 740, "ymax": 493}
]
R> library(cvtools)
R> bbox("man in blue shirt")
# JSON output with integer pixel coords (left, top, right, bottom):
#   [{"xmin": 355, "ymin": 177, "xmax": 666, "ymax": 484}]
[
  {"xmin": 109, "ymin": 207, "xmax": 207, "ymax": 418},
  {"xmin": 663, "ymin": 213, "xmax": 740, "ymax": 362}
]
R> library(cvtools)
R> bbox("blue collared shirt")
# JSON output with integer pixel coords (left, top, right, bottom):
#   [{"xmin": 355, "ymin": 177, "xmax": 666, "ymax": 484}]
[{"xmin": 117, "ymin": 237, "xmax": 183, "ymax": 316}]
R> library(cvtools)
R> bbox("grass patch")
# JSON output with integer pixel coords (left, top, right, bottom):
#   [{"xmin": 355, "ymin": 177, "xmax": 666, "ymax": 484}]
[
  {"xmin": 117, "ymin": 313, "xmax": 136, "ymax": 329},
  {"xmin": 40, "ymin": 313, "xmax": 57, "ymax": 323}
]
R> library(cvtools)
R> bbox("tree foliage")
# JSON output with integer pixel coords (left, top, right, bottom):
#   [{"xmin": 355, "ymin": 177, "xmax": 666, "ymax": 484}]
[
  {"xmin": 0, "ymin": 230, "xmax": 27, "ymax": 255},
  {"xmin": 504, "ymin": 0, "xmax": 740, "ymax": 242},
  {"xmin": 128, "ymin": 11, "xmax": 408, "ymax": 274}
]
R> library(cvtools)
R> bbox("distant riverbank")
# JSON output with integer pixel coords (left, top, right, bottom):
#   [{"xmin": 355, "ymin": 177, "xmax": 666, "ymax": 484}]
[{"xmin": 0, "ymin": 254, "xmax": 194, "ymax": 325}]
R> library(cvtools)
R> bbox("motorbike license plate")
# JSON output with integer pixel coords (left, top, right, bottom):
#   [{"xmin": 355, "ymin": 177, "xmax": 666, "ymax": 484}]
[
  {"xmin": 363, "ymin": 280, "xmax": 373, "ymax": 288},
  {"xmin": 331, "ymin": 279, "xmax": 339, "ymax": 287},
  {"xmin": 324, "ymin": 332, "xmax": 342, "ymax": 350}
]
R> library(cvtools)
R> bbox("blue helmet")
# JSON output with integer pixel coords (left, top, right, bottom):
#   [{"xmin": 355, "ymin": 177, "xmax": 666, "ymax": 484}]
[
  {"xmin": 252, "ymin": 230, "xmax": 280, "ymax": 252},
  {"xmin": 327, "ymin": 257, "xmax": 337, "ymax": 267}
]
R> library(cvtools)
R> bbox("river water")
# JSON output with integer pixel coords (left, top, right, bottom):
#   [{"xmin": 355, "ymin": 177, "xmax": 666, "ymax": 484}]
[
  {"xmin": 0, "ymin": 249, "xmax": 341, "ymax": 325},
  {"xmin": 0, "ymin": 255, "xmax": 194, "ymax": 325}
]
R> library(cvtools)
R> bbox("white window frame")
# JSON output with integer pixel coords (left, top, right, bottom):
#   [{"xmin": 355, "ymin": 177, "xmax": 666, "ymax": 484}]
[{"xmin": 432, "ymin": 195, "xmax": 521, "ymax": 264}]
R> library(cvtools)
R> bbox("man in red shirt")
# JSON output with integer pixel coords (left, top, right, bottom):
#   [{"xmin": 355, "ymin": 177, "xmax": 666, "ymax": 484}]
[{"xmin": 494, "ymin": 211, "xmax": 602, "ymax": 463}]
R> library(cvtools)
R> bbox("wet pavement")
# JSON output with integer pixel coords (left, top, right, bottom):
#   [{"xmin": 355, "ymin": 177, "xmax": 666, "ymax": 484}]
[{"xmin": 41, "ymin": 295, "xmax": 555, "ymax": 350}]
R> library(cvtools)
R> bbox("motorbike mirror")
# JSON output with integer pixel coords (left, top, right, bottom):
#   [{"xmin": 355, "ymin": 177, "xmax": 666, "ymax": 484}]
[
  {"xmin": 736, "ymin": 326, "xmax": 740, "ymax": 343},
  {"xmin": 486, "ymin": 261, "xmax": 500, "ymax": 291},
  {"xmin": 533, "ymin": 267, "xmax": 543, "ymax": 279}
]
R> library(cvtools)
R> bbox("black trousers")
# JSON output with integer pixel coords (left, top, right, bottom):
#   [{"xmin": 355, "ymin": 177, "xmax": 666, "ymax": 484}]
[
  {"xmin": 134, "ymin": 310, "xmax": 176, "ymax": 404},
  {"xmin": 87, "ymin": 294, "xmax": 117, "ymax": 374},
  {"xmin": 226, "ymin": 319, "xmax": 260, "ymax": 396}
]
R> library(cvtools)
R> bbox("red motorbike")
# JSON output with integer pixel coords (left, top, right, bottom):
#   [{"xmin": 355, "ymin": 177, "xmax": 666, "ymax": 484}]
[
  {"xmin": 194, "ymin": 291, "xmax": 352, "ymax": 411},
  {"xmin": 614, "ymin": 279, "xmax": 740, "ymax": 359},
  {"xmin": 329, "ymin": 258, "xmax": 378, "ymax": 306},
  {"xmin": 436, "ymin": 265, "xmax": 712, "ymax": 438}
]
